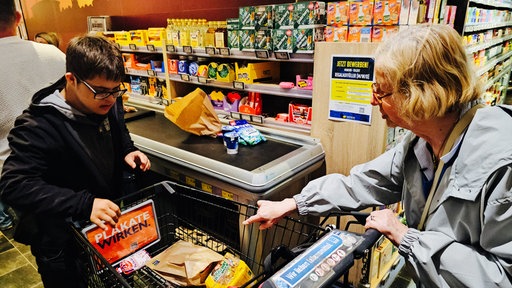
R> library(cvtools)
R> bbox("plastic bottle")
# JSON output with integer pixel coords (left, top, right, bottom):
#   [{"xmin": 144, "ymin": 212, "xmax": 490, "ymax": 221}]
[
  {"xmin": 165, "ymin": 18, "xmax": 174, "ymax": 44},
  {"xmin": 171, "ymin": 19, "xmax": 181, "ymax": 47},
  {"xmin": 189, "ymin": 19, "xmax": 200, "ymax": 48},
  {"xmin": 180, "ymin": 19, "xmax": 191, "ymax": 47},
  {"xmin": 198, "ymin": 19, "xmax": 208, "ymax": 48}
]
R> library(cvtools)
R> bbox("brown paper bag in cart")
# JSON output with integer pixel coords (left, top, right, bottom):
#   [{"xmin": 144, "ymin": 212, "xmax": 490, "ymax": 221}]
[
  {"xmin": 146, "ymin": 240, "xmax": 224, "ymax": 286},
  {"xmin": 164, "ymin": 88, "xmax": 222, "ymax": 137}
]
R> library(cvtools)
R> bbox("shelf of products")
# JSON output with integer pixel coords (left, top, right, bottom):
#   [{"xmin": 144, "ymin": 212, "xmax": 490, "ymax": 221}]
[
  {"xmin": 165, "ymin": 46, "xmax": 315, "ymax": 63},
  {"xmin": 166, "ymin": 73, "xmax": 313, "ymax": 99},
  {"xmin": 119, "ymin": 44, "xmax": 315, "ymax": 133},
  {"xmin": 458, "ymin": 0, "xmax": 512, "ymax": 105}
]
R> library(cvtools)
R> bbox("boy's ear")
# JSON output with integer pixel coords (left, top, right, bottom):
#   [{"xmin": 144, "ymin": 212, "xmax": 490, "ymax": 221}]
[{"xmin": 65, "ymin": 72, "xmax": 76, "ymax": 83}]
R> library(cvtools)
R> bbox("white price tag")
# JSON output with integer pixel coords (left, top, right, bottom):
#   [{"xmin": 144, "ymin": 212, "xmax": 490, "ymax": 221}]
[
  {"xmin": 233, "ymin": 81, "xmax": 245, "ymax": 90},
  {"xmin": 205, "ymin": 47, "xmax": 216, "ymax": 55},
  {"xmin": 183, "ymin": 46, "xmax": 193, "ymax": 53},
  {"xmin": 219, "ymin": 48, "xmax": 231, "ymax": 56},
  {"xmin": 255, "ymin": 50, "xmax": 270, "ymax": 58},
  {"xmin": 275, "ymin": 51, "xmax": 290, "ymax": 60},
  {"xmin": 166, "ymin": 45, "xmax": 176, "ymax": 53}
]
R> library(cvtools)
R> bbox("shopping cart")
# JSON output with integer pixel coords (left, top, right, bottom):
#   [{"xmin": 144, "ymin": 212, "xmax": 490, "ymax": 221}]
[
  {"xmin": 70, "ymin": 180, "xmax": 381, "ymax": 288},
  {"xmin": 69, "ymin": 180, "xmax": 330, "ymax": 288}
]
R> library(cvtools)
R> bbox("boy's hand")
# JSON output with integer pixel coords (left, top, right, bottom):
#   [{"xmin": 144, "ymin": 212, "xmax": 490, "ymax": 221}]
[
  {"xmin": 125, "ymin": 151, "xmax": 151, "ymax": 171},
  {"xmin": 90, "ymin": 198, "xmax": 121, "ymax": 230}
]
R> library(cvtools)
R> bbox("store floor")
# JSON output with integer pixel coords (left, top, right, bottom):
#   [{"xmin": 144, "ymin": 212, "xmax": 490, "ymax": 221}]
[{"xmin": 0, "ymin": 215, "xmax": 43, "ymax": 288}]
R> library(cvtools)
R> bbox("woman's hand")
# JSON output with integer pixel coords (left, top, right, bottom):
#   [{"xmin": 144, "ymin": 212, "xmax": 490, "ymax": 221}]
[
  {"xmin": 124, "ymin": 151, "xmax": 151, "ymax": 171},
  {"xmin": 365, "ymin": 208, "xmax": 408, "ymax": 246},
  {"xmin": 243, "ymin": 198, "xmax": 297, "ymax": 230},
  {"xmin": 90, "ymin": 198, "xmax": 121, "ymax": 230}
]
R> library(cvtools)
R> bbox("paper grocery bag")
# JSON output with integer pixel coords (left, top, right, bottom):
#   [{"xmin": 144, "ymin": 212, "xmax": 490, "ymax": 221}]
[
  {"xmin": 146, "ymin": 240, "xmax": 224, "ymax": 286},
  {"xmin": 164, "ymin": 88, "xmax": 222, "ymax": 137}
]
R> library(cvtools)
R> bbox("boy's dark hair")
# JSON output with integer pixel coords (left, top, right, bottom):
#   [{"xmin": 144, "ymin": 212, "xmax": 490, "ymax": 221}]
[
  {"xmin": 66, "ymin": 35, "xmax": 125, "ymax": 82},
  {"xmin": 0, "ymin": 0, "xmax": 17, "ymax": 28}
]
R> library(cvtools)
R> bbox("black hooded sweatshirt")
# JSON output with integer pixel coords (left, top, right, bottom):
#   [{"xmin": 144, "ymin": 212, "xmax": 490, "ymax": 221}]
[{"xmin": 0, "ymin": 76, "xmax": 137, "ymax": 248}]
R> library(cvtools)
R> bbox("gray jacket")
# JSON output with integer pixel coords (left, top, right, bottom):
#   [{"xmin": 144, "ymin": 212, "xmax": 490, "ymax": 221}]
[{"xmin": 294, "ymin": 105, "xmax": 512, "ymax": 287}]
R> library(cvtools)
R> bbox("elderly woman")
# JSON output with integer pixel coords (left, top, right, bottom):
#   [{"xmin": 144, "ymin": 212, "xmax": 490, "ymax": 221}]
[{"xmin": 243, "ymin": 24, "xmax": 512, "ymax": 287}]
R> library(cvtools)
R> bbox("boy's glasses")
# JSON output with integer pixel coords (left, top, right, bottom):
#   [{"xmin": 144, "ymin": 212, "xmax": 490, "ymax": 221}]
[{"xmin": 76, "ymin": 75, "xmax": 127, "ymax": 100}]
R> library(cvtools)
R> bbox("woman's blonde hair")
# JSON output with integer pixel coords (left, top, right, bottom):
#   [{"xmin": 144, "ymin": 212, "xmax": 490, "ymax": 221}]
[
  {"xmin": 375, "ymin": 24, "xmax": 482, "ymax": 122},
  {"xmin": 35, "ymin": 32, "xmax": 60, "ymax": 48}
]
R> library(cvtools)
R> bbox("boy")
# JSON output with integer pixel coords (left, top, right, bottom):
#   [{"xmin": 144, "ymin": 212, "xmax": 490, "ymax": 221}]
[{"xmin": 0, "ymin": 35, "xmax": 151, "ymax": 287}]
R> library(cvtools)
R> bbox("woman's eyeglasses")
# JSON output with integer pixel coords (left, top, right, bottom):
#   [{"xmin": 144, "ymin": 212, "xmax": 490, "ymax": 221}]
[
  {"xmin": 371, "ymin": 82, "xmax": 393, "ymax": 104},
  {"xmin": 75, "ymin": 75, "xmax": 127, "ymax": 100}
]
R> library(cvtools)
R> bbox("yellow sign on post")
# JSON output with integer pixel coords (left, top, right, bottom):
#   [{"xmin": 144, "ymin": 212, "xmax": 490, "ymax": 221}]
[{"xmin": 328, "ymin": 55, "xmax": 375, "ymax": 124}]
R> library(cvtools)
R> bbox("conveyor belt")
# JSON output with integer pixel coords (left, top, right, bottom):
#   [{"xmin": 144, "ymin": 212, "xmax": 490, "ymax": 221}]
[{"xmin": 125, "ymin": 111, "xmax": 299, "ymax": 171}]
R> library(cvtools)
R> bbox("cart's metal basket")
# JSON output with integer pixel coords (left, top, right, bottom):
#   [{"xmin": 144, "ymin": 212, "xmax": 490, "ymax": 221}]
[{"xmin": 70, "ymin": 181, "xmax": 327, "ymax": 288}]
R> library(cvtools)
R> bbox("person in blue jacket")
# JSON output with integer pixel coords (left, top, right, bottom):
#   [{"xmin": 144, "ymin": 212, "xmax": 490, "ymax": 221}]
[
  {"xmin": 0, "ymin": 35, "xmax": 151, "ymax": 288},
  {"xmin": 244, "ymin": 24, "xmax": 512, "ymax": 287}
]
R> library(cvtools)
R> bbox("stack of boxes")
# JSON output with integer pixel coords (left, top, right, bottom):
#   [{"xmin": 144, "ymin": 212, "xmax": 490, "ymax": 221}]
[
  {"xmin": 292, "ymin": 1, "xmax": 326, "ymax": 52},
  {"xmin": 229, "ymin": 2, "xmax": 326, "ymax": 53},
  {"xmin": 325, "ymin": 0, "xmax": 400, "ymax": 43},
  {"xmin": 237, "ymin": 5, "xmax": 274, "ymax": 51}
]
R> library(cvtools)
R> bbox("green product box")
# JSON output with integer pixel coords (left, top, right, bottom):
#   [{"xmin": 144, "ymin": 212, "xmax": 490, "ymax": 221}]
[
  {"xmin": 274, "ymin": 3, "xmax": 295, "ymax": 29},
  {"xmin": 239, "ymin": 6, "xmax": 256, "ymax": 28},
  {"xmin": 293, "ymin": 26, "xmax": 325, "ymax": 52},
  {"xmin": 227, "ymin": 18, "xmax": 240, "ymax": 30},
  {"xmin": 228, "ymin": 30, "xmax": 239, "ymax": 49},
  {"xmin": 294, "ymin": 1, "xmax": 327, "ymax": 27},
  {"xmin": 255, "ymin": 5, "xmax": 274, "ymax": 29},
  {"xmin": 272, "ymin": 29, "xmax": 294, "ymax": 52},
  {"xmin": 255, "ymin": 29, "xmax": 272, "ymax": 50},
  {"xmin": 239, "ymin": 29, "xmax": 256, "ymax": 50}
]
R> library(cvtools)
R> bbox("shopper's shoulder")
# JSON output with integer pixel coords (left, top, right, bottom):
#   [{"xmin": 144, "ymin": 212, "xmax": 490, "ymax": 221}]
[
  {"xmin": 14, "ymin": 107, "xmax": 63, "ymax": 137},
  {"xmin": 30, "ymin": 41, "xmax": 65, "ymax": 58},
  {"xmin": 474, "ymin": 105, "xmax": 512, "ymax": 127},
  {"xmin": 1, "ymin": 38, "xmax": 64, "ymax": 60},
  {"xmin": 465, "ymin": 105, "xmax": 512, "ymax": 153}
]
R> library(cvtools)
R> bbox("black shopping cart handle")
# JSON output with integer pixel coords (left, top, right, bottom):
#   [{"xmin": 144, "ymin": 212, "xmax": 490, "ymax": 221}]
[{"xmin": 354, "ymin": 228, "xmax": 381, "ymax": 258}]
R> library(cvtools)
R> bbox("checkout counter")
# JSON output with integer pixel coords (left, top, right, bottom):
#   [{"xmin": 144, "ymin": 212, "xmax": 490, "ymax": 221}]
[
  {"xmin": 124, "ymin": 102, "xmax": 326, "ymax": 273},
  {"xmin": 124, "ymin": 105, "xmax": 326, "ymax": 205}
]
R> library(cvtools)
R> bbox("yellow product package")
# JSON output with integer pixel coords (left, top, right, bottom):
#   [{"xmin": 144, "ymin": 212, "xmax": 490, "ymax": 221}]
[{"xmin": 205, "ymin": 252, "xmax": 254, "ymax": 288}]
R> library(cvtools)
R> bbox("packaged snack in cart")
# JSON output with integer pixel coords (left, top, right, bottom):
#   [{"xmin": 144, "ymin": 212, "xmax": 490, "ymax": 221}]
[
  {"xmin": 116, "ymin": 249, "xmax": 151, "ymax": 275},
  {"xmin": 205, "ymin": 252, "xmax": 254, "ymax": 288}
]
